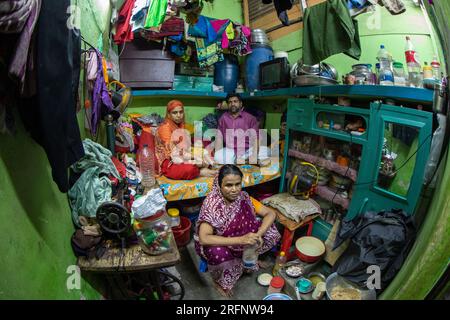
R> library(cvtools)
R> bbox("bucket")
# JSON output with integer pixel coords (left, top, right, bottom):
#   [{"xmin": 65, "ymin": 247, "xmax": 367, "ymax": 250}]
[
  {"xmin": 172, "ymin": 216, "xmax": 192, "ymax": 247},
  {"xmin": 214, "ymin": 54, "xmax": 239, "ymax": 93},
  {"xmin": 245, "ymin": 44, "xmax": 274, "ymax": 92}
]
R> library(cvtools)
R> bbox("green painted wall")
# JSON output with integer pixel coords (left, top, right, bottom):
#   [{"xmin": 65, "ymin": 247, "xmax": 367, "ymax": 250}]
[
  {"xmin": 272, "ymin": 2, "xmax": 445, "ymax": 79},
  {"xmin": 0, "ymin": 112, "xmax": 101, "ymax": 300},
  {"xmin": 0, "ymin": 0, "xmax": 112, "ymax": 299}
]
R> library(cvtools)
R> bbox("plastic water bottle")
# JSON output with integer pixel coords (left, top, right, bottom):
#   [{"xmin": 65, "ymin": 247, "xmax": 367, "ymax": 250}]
[
  {"xmin": 139, "ymin": 144, "xmax": 156, "ymax": 188},
  {"xmin": 405, "ymin": 36, "xmax": 422, "ymax": 87},
  {"xmin": 431, "ymin": 56, "xmax": 441, "ymax": 80},
  {"xmin": 377, "ymin": 45, "xmax": 394, "ymax": 86},
  {"xmin": 272, "ymin": 251, "xmax": 286, "ymax": 276},
  {"xmin": 242, "ymin": 243, "xmax": 259, "ymax": 269}
]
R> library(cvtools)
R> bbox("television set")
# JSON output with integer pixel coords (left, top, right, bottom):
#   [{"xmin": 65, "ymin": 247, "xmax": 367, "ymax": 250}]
[{"xmin": 259, "ymin": 57, "xmax": 291, "ymax": 90}]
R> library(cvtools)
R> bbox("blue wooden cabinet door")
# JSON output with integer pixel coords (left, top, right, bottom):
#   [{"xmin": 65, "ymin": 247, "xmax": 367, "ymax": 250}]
[{"xmin": 347, "ymin": 102, "xmax": 433, "ymax": 219}]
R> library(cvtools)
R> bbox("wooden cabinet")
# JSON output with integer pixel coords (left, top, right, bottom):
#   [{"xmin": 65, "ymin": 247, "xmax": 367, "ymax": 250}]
[{"xmin": 280, "ymin": 98, "xmax": 433, "ymax": 238}]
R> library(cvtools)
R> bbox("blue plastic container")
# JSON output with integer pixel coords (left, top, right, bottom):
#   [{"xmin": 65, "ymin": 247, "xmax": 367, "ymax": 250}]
[
  {"xmin": 214, "ymin": 54, "xmax": 239, "ymax": 93},
  {"xmin": 245, "ymin": 44, "xmax": 274, "ymax": 92}
]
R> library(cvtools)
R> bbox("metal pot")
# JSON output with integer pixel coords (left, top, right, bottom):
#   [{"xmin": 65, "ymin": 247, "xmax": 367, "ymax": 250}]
[{"xmin": 251, "ymin": 29, "xmax": 270, "ymax": 44}]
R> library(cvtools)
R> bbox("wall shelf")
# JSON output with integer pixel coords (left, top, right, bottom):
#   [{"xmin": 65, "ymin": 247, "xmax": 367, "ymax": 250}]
[
  {"xmin": 288, "ymin": 149, "xmax": 358, "ymax": 182},
  {"xmin": 132, "ymin": 90, "xmax": 227, "ymax": 99},
  {"xmin": 131, "ymin": 86, "xmax": 433, "ymax": 105},
  {"xmin": 241, "ymin": 85, "xmax": 434, "ymax": 105}
]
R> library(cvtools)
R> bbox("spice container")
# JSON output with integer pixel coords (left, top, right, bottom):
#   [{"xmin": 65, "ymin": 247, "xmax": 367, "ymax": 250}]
[
  {"xmin": 423, "ymin": 62, "xmax": 433, "ymax": 79},
  {"xmin": 134, "ymin": 210, "xmax": 173, "ymax": 255},
  {"xmin": 167, "ymin": 208, "xmax": 181, "ymax": 228},
  {"xmin": 267, "ymin": 276, "xmax": 285, "ymax": 294},
  {"xmin": 393, "ymin": 62, "xmax": 407, "ymax": 86}
]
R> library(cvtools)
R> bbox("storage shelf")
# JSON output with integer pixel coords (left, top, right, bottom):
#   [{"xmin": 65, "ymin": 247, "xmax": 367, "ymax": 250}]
[
  {"xmin": 132, "ymin": 89, "xmax": 227, "ymax": 99},
  {"xmin": 285, "ymin": 172, "xmax": 350, "ymax": 209},
  {"xmin": 131, "ymin": 85, "xmax": 433, "ymax": 105},
  {"xmin": 288, "ymin": 149, "xmax": 358, "ymax": 182},
  {"xmin": 241, "ymin": 85, "xmax": 433, "ymax": 104},
  {"xmin": 315, "ymin": 185, "xmax": 350, "ymax": 209}
]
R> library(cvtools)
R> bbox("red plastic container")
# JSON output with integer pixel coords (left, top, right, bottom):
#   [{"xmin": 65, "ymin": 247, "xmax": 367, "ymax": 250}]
[{"xmin": 172, "ymin": 216, "xmax": 192, "ymax": 247}]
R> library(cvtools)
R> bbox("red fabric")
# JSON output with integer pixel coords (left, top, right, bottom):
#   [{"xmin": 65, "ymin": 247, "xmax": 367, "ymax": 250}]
[
  {"xmin": 161, "ymin": 160, "xmax": 200, "ymax": 180},
  {"xmin": 111, "ymin": 156, "xmax": 127, "ymax": 179},
  {"xmin": 114, "ymin": 0, "xmax": 135, "ymax": 45},
  {"xmin": 140, "ymin": 16, "xmax": 185, "ymax": 40}
]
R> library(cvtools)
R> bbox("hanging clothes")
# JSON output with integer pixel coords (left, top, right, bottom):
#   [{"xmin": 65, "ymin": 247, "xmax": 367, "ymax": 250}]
[
  {"xmin": 229, "ymin": 24, "xmax": 252, "ymax": 56},
  {"xmin": 131, "ymin": 0, "xmax": 150, "ymax": 32},
  {"xmin": 18, "ymin": 0, "xmax": 85, "ymax": 193},
  {"xmin": 210, "ymin": 19, "xmax": 234, "ymax": 49},
  {"xmin": 0, "ymin": 0, "xmax": 41, "ymax": 95},
  {"xmin": 378, "ymin": 0, "xmax": 406, "ymax": 15},
  {"xmin": 144, "ymin": 0, "xmax": 169, "ymax": 29},
  {"xmin": 91, "ymin": 49, "xmax": 115, "ymax": 136},
  {"xmin": 114, "ymin": 0, "xmax": 136, "ymax": 45},
  {"xmin": 302, "ymin": 0, "xmax": 361, "ymax": 65},
  {"xmin": 262, "ymin": 0, "xmax": 294, "ymax": 26}
]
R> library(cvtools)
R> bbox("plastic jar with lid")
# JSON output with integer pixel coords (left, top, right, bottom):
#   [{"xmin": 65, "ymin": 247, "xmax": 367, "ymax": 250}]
[
  {"xmin": 423, "ymin": 62, "xmax": 433, "ymax": 79},
  {"xmin": 167, "ymin": 208, "xmax": 181, "ymax": 228},
  {"xmin": 134, "ymin": 210, "xmax": 173, "ymax": 255},
  {"xmin": 267, "ymin": 276, "xmax": 285, "ymax": 295},
  {"xmin": 393, "ymin": 62, "xmax": 407, "ymax": 86}
]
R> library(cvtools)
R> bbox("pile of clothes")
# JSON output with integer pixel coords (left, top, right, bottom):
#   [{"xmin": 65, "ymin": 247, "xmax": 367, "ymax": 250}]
[{"xmin": 113, "ymin": 0, "xmax": 252, "ymax": 69}]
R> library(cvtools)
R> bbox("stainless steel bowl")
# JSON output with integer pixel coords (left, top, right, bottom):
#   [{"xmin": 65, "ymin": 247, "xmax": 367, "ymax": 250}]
[{"xmin": 322, "ymin": 62, "xmax": 339, "ymax": 80}]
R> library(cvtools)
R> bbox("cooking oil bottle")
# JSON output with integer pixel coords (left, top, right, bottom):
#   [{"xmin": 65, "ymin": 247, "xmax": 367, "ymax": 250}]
[{"xmin": 272, "ymin": 251, "xmax": 286, "ymax": 276}]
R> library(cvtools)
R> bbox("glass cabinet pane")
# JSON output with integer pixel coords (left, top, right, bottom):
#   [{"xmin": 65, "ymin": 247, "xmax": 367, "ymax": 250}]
[{"xmin": 376, "ymin": 122, "xmax": 419, "ymax": 197}]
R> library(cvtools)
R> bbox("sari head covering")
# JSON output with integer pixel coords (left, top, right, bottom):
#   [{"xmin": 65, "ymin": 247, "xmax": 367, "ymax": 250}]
[{"xmin": 155, "ymin": 100, "xmax": 190, "ymax": 173}]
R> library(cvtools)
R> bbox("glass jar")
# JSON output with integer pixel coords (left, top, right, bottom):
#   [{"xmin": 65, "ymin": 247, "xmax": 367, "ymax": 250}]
[
  {"xmin": 350, "ymin": 64, "xmax": 374, "ymax": 85},
  {"xmin": 393, "ymin": 62, "xmax": 407, "ymax": 86},
  {"xmin": 167, "ymin": 208, "xmax": 181, "ymax": 228},
  {"xmin": 134, "ymin": 210, "xmax": 173, "ymax": 255},
  {"xmin": 267, "ymin": 276, "xmax": 285, "ymax": 295}
]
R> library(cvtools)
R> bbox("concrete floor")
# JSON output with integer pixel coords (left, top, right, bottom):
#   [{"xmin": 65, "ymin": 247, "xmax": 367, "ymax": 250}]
[{"xmin": 173, "ymin": 240, "xmax": 277, "ymax": 300}]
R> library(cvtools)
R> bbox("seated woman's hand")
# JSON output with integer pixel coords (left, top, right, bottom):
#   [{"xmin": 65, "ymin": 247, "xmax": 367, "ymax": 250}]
[{"xmin": 240, "ymin": 232, "xmax": 261, "ymax": 246}]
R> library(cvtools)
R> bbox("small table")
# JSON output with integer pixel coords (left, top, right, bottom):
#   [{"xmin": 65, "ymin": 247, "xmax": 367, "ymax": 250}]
[
  {"xmin": 274, "ymin": 209, "xmax": 320, "ymax": 261},
  {"xmin": 78, "ymin": 237, "xmax": 182, "ymax": 299}
]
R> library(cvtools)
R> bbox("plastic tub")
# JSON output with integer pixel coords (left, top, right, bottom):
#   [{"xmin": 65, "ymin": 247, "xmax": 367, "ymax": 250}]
[{"xmin": 172, "ymin": 216, "xmax": 192, "ymax": 247}]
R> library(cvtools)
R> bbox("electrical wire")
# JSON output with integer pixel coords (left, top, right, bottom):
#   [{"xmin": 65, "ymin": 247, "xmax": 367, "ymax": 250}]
[
  {"xmin": 351, "ymin": 132, "xmax": 433, "ymax": 188},
  {"xmin": 330, "ymin": 130, "xmax": 353, "ymax": 215}
]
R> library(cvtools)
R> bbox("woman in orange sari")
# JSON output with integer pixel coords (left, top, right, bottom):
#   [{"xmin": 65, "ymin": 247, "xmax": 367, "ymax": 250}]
[{"xmin": 155, "ymin": 100, "xmax": 217, "ymax": 180}]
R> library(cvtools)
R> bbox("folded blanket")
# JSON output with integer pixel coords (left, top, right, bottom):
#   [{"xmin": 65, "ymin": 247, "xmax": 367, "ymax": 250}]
[{"xmin": 262, "ymin": 193, "xmax": 321, "ymax": 222}]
